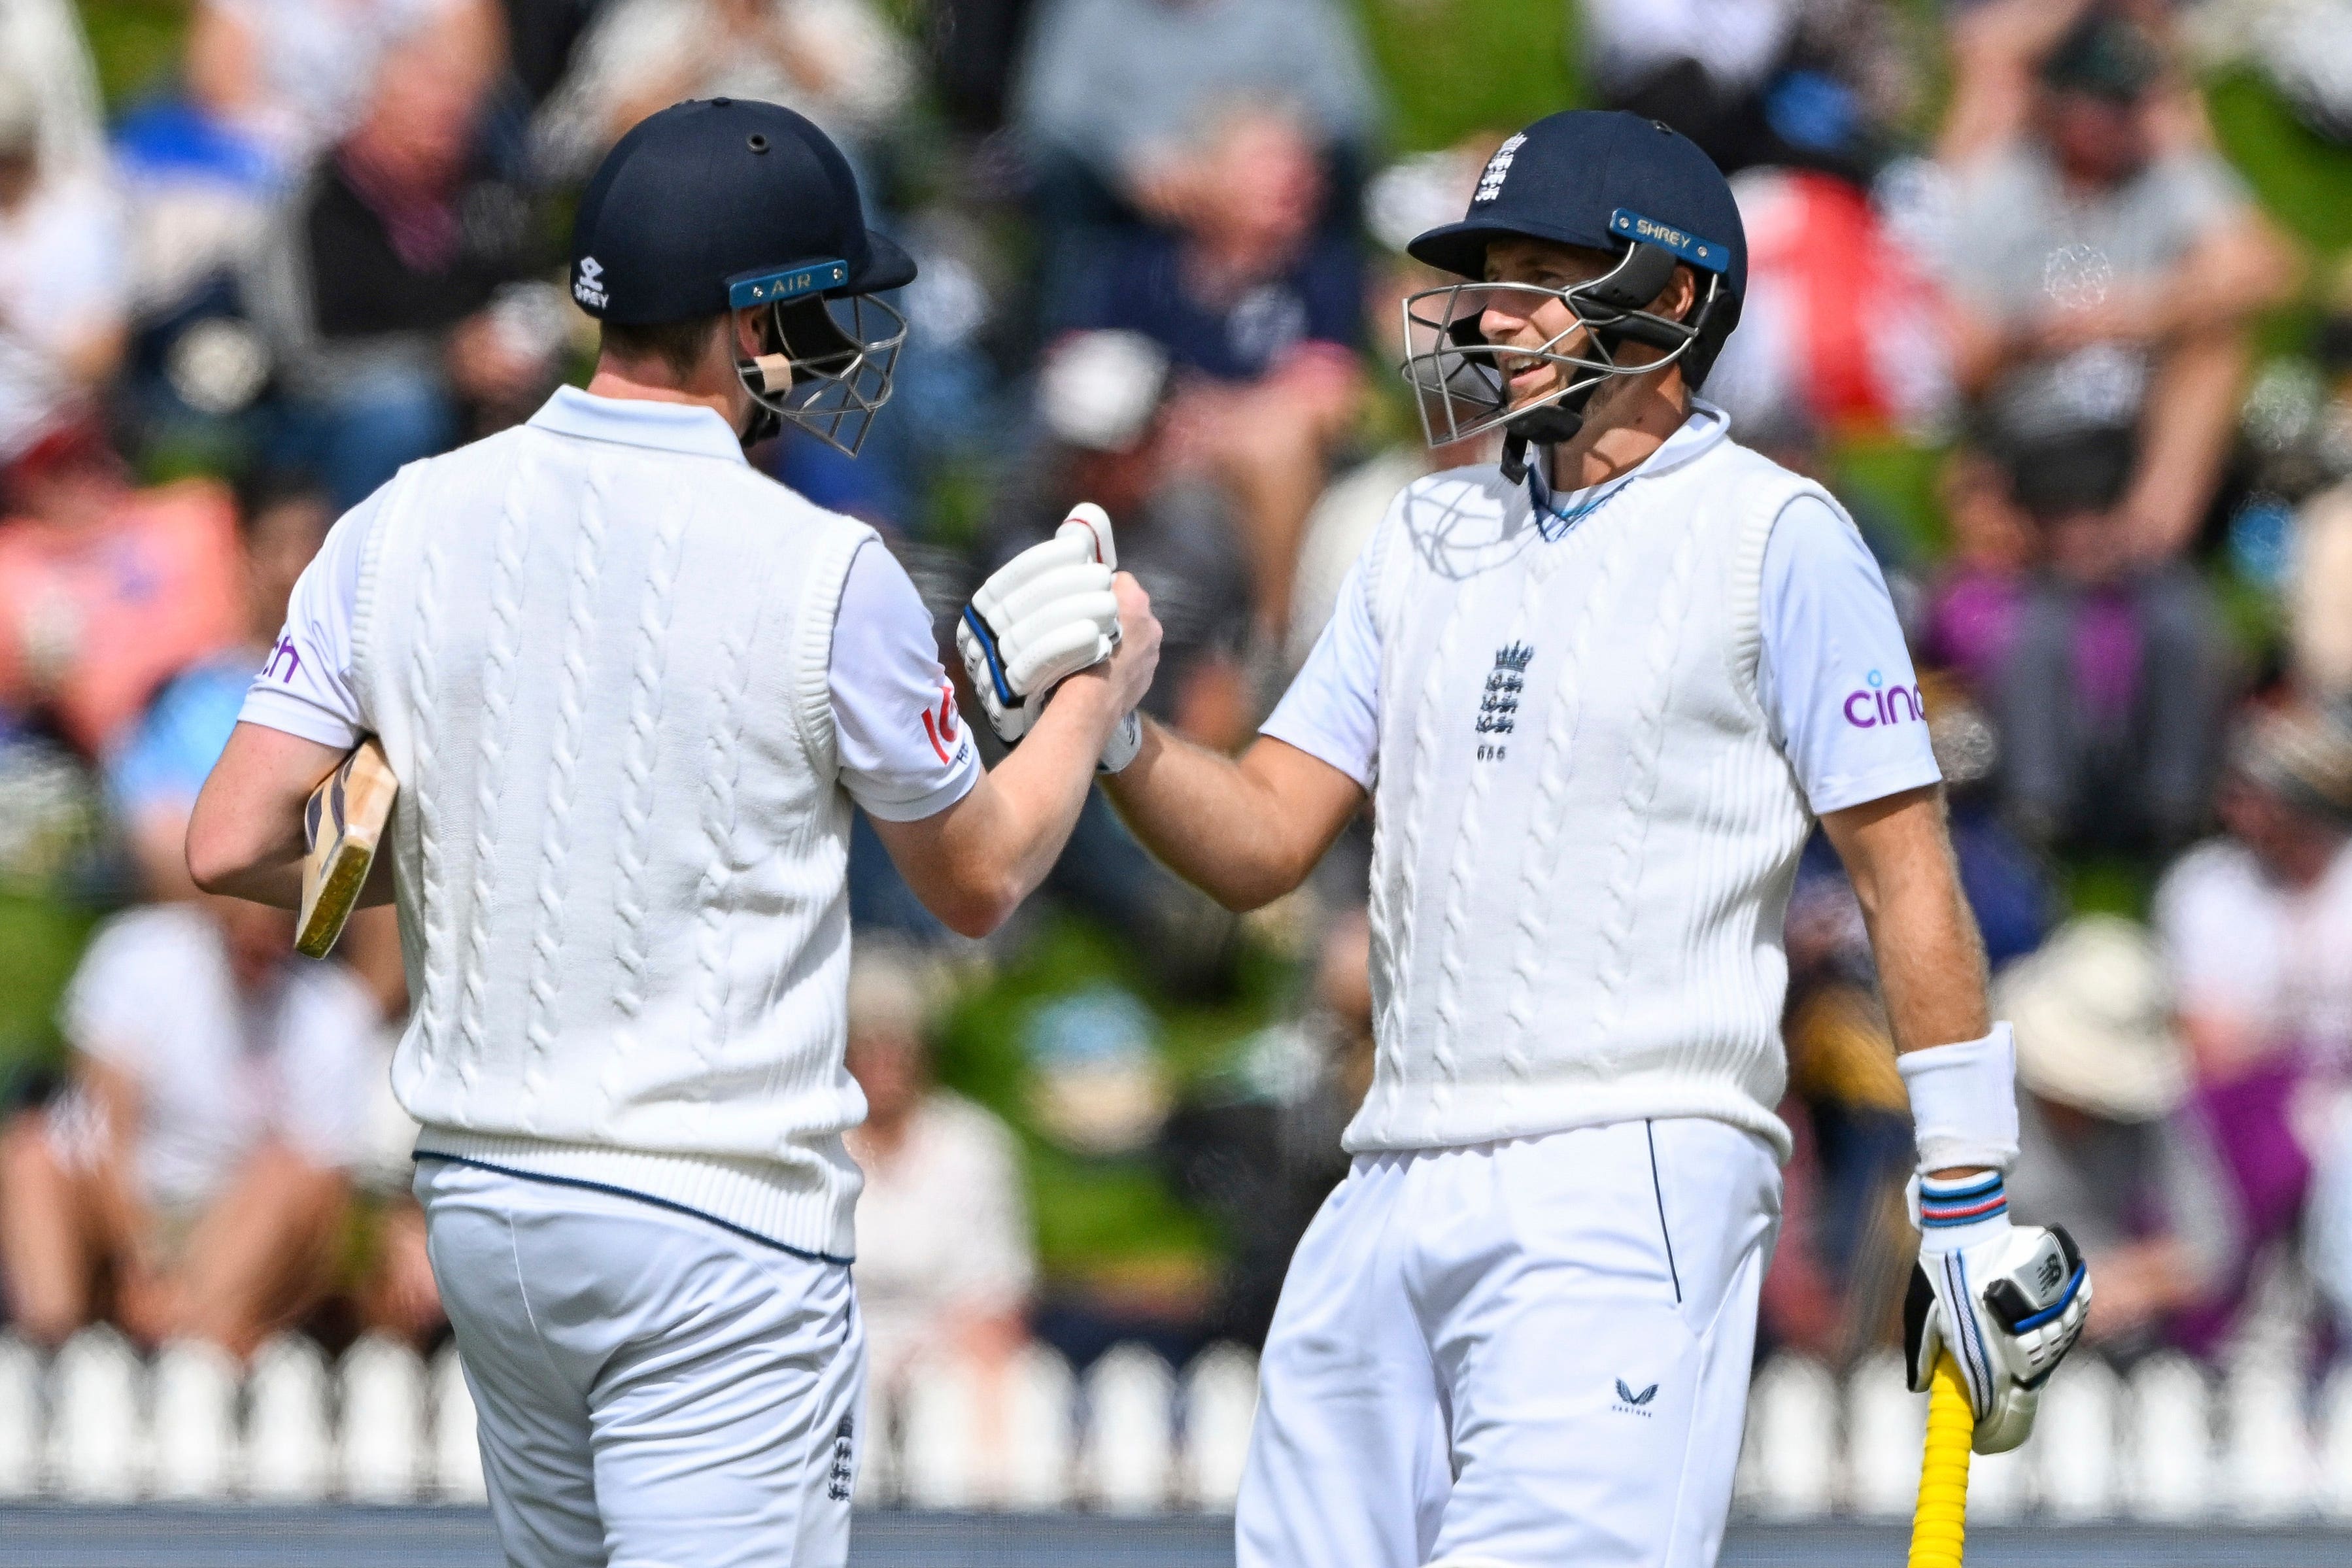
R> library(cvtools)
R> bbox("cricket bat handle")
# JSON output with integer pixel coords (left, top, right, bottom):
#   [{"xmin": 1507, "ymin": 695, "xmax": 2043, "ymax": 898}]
[{"xmin": 1908, "ymin": 1353, "xmax": 1973, "ymax": 1568}]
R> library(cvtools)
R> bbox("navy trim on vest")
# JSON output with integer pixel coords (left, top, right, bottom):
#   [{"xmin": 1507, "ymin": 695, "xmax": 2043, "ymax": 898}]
[{"xmin": 414, "ymin": 1153, "xmax": 855, "ymax": 1267}]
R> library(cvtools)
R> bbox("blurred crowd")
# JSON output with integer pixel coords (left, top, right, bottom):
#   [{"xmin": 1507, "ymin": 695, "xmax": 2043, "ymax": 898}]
[{"xmin": 1, "ymin": 0, "xmax": 2351, "ymax": 1446}]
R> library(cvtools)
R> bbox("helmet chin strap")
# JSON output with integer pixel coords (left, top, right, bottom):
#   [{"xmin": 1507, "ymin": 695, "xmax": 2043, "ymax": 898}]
[
  {"xmin": 736, "ymin": 350, "xmax": 791, "ymax": 447},
  {"xmin": 1499, "ymin": 390, "xmax": 1594, "ymax": 485}
]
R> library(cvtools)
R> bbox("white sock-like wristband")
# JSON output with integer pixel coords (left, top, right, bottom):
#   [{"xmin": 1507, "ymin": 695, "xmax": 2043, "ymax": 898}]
[
  {"xmin": 1896, "ymin": 1022, "xmax": 2020, "ymax": 1176},
  {"xmin": 1912, "ymin": 1169, "xmax": 2011, "ymax": 1253}
]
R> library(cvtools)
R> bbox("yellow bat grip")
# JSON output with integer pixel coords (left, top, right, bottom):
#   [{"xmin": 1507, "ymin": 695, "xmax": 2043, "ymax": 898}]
[{"xmin": 1908, "ymin": 1352, "xmax": 1973, "ymax": 1568}]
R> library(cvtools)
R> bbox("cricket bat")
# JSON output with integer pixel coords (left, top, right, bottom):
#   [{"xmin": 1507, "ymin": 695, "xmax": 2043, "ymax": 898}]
[{"xmin": 296, "ymin": 737, "xmax": 397, "ymax": 960}]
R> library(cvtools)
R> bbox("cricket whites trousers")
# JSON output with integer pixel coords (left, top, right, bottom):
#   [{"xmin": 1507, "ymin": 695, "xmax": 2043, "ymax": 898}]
[
  {"xmin": 417, "ymin": 1157, "xmax": 865, "ymax": 1568},
  {"xmin": 1236, "ymin": 1117, "xmax": 1781, "ymax": 1568}
]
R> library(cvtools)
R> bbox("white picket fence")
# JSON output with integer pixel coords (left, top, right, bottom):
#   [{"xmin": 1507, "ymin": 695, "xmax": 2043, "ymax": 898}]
[{"xmin": 6, "ymin": 1331, "xmax": 2352, "ymax": 1519}]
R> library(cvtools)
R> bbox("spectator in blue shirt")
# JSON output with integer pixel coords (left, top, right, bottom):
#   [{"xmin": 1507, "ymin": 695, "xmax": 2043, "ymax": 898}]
[
  {"xmin": 1063, "ymin": 107, "xmax": 1363, "ymax": 640},
  {"xmin": 107, "ymin": 479, "xmax": 330, "ymax": 900}
]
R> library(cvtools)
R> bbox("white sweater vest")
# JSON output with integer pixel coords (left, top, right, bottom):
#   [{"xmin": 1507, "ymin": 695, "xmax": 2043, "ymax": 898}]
[
  {"xmin": 352, "ymin": 422, "xmax": 876, "ymax": 1258},
  {"xmin": 1348, "ymin": 432, "xmax": 1826, "ymax": 1160}
]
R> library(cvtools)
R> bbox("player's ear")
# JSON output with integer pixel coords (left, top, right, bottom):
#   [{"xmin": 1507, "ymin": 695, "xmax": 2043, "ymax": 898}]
[
  {"xmin": 728, "ymin": 305, "xmax": 768, "ymax": 362},
  {"xmin": 1660, "ymin": 263, "xmax": 1699, "ymax": 324}
]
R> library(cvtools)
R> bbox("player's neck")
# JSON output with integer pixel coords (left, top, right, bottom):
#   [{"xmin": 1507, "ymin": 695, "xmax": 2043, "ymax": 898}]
[
  {"xmin": 1543, "ymin": 374, "xmax": 1692, "ymax": 494},
  {"xmin": 585, "ymin": 355, "xmax": 752, "ymax": 435}
]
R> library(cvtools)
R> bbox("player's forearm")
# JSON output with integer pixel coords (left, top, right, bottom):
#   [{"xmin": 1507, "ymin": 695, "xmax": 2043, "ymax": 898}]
[
  {"xmin": 1823, "ymin": 787, "xmax": 1991, "ymax": 1056},
  {"xmin": 912, "ymin": 677, "xmax": 1119, "ymax": 936},
  {"xmin": 1866, "ymin": 861, "xmax": 1991, "ymax": 1059},
  {"xmin": 187, "ymin": 723, "xmax": 343, "ymax": 908},
  {"xmin": 1101, "ymin": 723, "xmax": 1326, "ymax": 911}
]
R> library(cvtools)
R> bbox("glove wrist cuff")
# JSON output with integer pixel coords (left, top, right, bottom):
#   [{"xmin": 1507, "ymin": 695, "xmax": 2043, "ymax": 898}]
[
  {"xmin": 1097, "ymin": 711, "xmax": 1142, "ymax": 774},
  {"xmin": 1898, "ymin": 1023, "xmax": 2020, "ymax": 1176},
  {"xmin": 1911, "ymin": 1170, "xmax": 2012, "ymax": 1254}
]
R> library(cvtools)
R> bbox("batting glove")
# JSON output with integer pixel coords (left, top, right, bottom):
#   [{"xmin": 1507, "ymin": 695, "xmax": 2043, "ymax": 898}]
[
  {"xmin": 1903, "ymin": 1172, "xmax": 2090, "ymax": 1455},
  {"xmin": 958, "ymin": 504, "xmax": 1132, "ymax": 755}
]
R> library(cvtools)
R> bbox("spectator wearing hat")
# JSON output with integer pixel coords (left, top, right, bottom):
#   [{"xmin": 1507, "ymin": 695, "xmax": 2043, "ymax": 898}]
[
  {"xmin": 1999, "ymin": 915, "xmax": 2234, "ymax": 1350},
  {"xmin": 1931, "ymin": 10, "xmax": 2295, "ymax": 857},
  {"xmin": 2155, "ymin": 701, "xmax": 2352, "ymax": 1087},
  {"xmin": 842, "ymin": 947, "xmax": 1035, "ymax": 1399}
]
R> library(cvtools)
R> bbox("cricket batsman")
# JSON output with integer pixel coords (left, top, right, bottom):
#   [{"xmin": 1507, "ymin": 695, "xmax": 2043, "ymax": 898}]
[
  {"xmin": 188, "ymin": 99, "xmax": 1157, "ymax": 1566},
  {"xmin": 1074, "ymin": 111, "xmax": 2093, "ymax": 1566}
]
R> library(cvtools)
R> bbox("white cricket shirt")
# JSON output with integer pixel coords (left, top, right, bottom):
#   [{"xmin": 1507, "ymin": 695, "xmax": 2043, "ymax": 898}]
[
  {"xmin": 234, "ymin": 388, "xmax": 980, "ymax": 1259},
  {"xmin": 1265, "ymin": 405, "xmax": 1941, "ymax": 817},
  {"xmin": 1267, "ymin": 403, "xmax": 1945, "ymax": 1157},
  {"xmin": 243, "ymin": 388, "xmax": 979, "ymax": 823}
]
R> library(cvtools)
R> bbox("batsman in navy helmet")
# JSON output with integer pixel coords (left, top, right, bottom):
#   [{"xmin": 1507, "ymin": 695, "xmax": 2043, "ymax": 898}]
[
  {"xmin": 1091, "ymin": 109, "xmax": 2088, "ymax": 1566},
  {"xmin": 1399, "ymin": 109, "xmax": 1748, "ymax": 483},
  {"xmin": 192, "ymin": 97, "xmax": 1160, "ymax": 1568},
  {"xmin": 568, "ymin": 96, "xmax": 917, "ymax": 453}
]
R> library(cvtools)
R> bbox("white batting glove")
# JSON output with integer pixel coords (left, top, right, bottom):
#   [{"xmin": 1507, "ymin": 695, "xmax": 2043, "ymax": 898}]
[
  {"xmin": 1904, "ymin": 1172, "xmax": 2091, "ymax": 1454},
  {"xmin": 957, "ymin": 504, "xmax": 1137, "ymax": 767}
]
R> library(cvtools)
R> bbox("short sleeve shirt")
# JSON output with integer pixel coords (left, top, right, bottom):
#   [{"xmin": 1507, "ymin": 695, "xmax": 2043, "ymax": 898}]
[{"xmin": 1263, "ymin": 415, "xmax": 1942, "ymax": 816}]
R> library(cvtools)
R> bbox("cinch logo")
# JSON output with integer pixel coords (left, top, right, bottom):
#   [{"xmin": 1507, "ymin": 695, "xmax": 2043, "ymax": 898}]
[
  {"xmin": 573, "ymin": 256, "xmax": 607, "ymax": 310},
  {"xmin": 1843, "ymin": 668, "xmax": 1922, "ymax": 729},
  {"xmin": 263, "ymin": 634, "xmax": 301, "ymax": 683}
]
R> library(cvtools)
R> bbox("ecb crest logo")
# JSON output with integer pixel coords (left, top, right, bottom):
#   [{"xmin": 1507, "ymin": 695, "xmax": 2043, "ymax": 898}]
[{"xmin": 1474, "ymin": 133, "xmax": 1526, "ymax": 204}]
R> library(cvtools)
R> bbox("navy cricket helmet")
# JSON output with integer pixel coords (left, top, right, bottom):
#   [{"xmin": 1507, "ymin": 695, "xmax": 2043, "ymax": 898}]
[
  {"xmin": 1399, "ymin": 111, "xmax": 1747, "ymax": 480},
  {"xmin": 570, "ymin": 98, "xmax": 916, "ymax": 454}
]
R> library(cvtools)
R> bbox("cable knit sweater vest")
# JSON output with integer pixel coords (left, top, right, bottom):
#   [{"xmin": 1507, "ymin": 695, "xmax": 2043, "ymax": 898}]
[
  {"xmin": 1347, "ymin": 433, "xmax": 1832, "ymax": 1161},
  {"xmin": 352, "ymin": 421, "xmax": 876, "ymax": 1258}
]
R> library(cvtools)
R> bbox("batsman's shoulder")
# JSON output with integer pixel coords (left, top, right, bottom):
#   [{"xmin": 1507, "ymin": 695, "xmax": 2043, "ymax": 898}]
[{"xmin": 1716, "ymin": 431, "xmax": 1843, "ymax": 503}]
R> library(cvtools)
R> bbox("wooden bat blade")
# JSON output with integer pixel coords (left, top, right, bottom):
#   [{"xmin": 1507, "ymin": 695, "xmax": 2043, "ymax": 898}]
[{"xmin": 295, "ymin": 737, "xmax": 396, "ymax": 960}]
